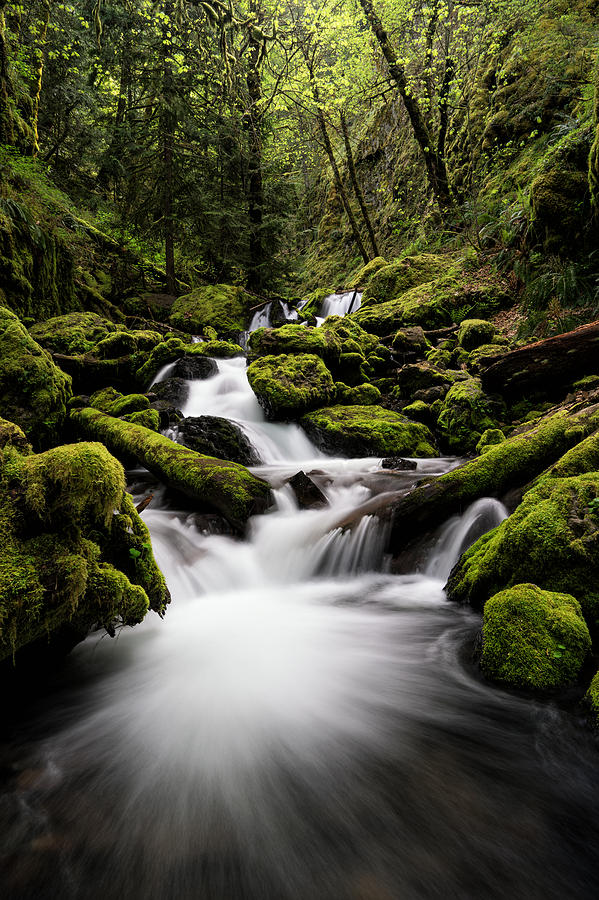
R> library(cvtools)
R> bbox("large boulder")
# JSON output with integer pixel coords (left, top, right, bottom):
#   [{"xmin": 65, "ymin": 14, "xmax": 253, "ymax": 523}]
[
  {"xmin": 247, "ymin": 353, "xmax": 336, "ymax": 420},
  {"xmin": 437, "ymin": 376, "xmax": 499, "ymax": 454},
  {"xmin": 0, "ymin": 436, "xmax": 169, "ymax": 662},
  {"xmin": 446, "ymin": 472, "xmax": 599, "ymax": 626},
  {"xmin": 178, "ymin": 416, "xmax": 261, "ymax": 466},
  {"xmin": 169, "ymin": 284, "xmax": 252, "ymax": 337},
  {"xmin": 457, "ymin": 318, "xmax": 496, "ymax": 351},
  {"xmin": 300, "ymin": 405, "xmax": 436, "ymax": 457},
  {"xmin": 361, "ymin": 253, "xmax": 459, "ymax": 305},
  {"xmin": 0, "ymin": 306, "xmax": 71, "ymax": 448},
  {"xmin": 480, "ymin": 584, "xmax": 591, "ymax": 691},
  {"xmin": 29, "ymin": 312, "xmax": 121, "ymax": 355}
]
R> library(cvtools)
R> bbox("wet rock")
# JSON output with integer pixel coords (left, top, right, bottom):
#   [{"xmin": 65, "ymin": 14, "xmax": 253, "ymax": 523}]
[
  {"xmin": 178, "ymin": 416, "xmax": 261, "ymax": 466},
  {"xmin": 381, "ymin": 457, "xmax": 418, "ymax": 470},
  {"xmin": 288, "ymin": 471, "xmax": 328, "ymax": 509},
  {"xmin": 300, "ymin": 405, "xmax": 436, "ymax": 458},
  {"xmin": 172, "ymin": 355, "xmax": 218, "ymax": 380},
  {"xmin": 150, "ymin": 377, "xmax": 189, "ymax": 408}
]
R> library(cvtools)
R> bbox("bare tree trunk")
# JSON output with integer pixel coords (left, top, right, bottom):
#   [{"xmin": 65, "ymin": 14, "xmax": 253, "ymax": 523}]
[
  {"xmin": 30, "ymin": 0, "xmax": 50, "ymax": 157},
  {"xmin": 340, "ymin": 111, "xmax": 380, "ymax": 257}
]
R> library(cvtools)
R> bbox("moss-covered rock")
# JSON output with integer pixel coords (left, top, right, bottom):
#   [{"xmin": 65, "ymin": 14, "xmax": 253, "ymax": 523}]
[
  {"xmin": 352, "ymin": 280, "xmax": 453, "ymax": 334},
  {"xmin": 124, "ymin": 408, "xmax": 161, "ymax": 431},
  {"xmin": 437, "ymin": 377, "xmax": 498, "ymax": 454},
  {"xmin": 300, "ymin": 405, "xmax": 436, "ymax": 457},
  {"xmin": 0, "ymin": 417, "xmax": 31, "ymax": 454},
  {"xmin": 0, "ymin": 441, "xmax": 168, "ymax": 662},
  {"xmin": 480, "ymin": 584, "xmax": 591, "ymax": 691},
  {"xmin": 361, "ymin": 253, "xmax": 460, "ymax": 305},
  {"xmin": 457, "ymin": 319, "xmax": 496, "ymax": 351},
  {"xmin": 446, "ymin": 473, "xmax": 599, "ymax": 625},
  {"xmin": 585, "ymin": 669, "xmax": 599, "ymax": 727},
  {"xmin": 466, "ymin": 343, "xmax": 505, "ymax": 374},
  {"xmin": 0, "ymin": 306, "xmax": 71, "ymax": 448},
  {"xmin": 71, "ymin": 407, "xmax": 271, "ymax": 529},
  {"xmin": 391, "ymin": 362, "xmax": 457, "ymax": 408},
  {"xmin": 392, "ymin": 326, "xmax": 431, "ymax": 358},
  {"xmin": 402, "ymin": 400, "xmax": 436, "ymax": 426},
  {"xmin": 247, "ymin": 353, "xmax": 336, "ymax": 420},
  {"xmin": 335, "ymin": 382, "xmax": 382, "ymax": 405},
  {"xmin": 169, "ymin": 284, "xmax": 251, "ymax": 337},
  {"xmin": 476, "ymin": 428, "xmax": 506, "ymax": 454},
  {"xmin": 28, "ymin": 312, "xmax": 120, "ymax": 355},
  {"xmin": 90, "ymin": 387, "xmax": 150, "ymax": 417},
  {"xmin": 346, "ymin": 256, "xmax": 388, "ymax": 290},
  {"xmin": 248, "ymin": 324, "xmax": 333, "ymax": 361}
]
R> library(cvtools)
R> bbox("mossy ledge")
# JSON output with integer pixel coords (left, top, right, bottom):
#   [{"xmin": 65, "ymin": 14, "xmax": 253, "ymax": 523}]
[
  {"xmin": 0, "ymin": 437, "xmax": 169, "ymax": 663},
  {"xmin": 71, "ymin": 407, "xmax": 271, "ymax": 529}
]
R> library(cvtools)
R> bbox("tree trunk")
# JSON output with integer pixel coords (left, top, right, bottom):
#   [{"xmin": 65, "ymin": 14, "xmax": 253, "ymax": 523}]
[
  {"xmin": 29, "ymin": 0, "xmax": 51, "ymax": 157},
  {"xmin": 0, "ymin": 5, "xmax": 15, "ymax": 146},
  {"xmin": 315, "ymin": 102, "xmax": 369, "ymax": 265},
  {"xmin": 161, "ymin": 0, "xmax": 176, "ymax": 295},
  {"xmin": 71, "ymin": 407, "xmax": 271, "ymax": 530},
  {"xmin": 479, "ymin": 320, "xmax": 599, "ymax": 400},
  {"xmin": 340, "ymin": 111, "xmax": 380, "ymax": 258},
  {"xmin": 244, "ymin": 17, "xmax": 265, "ymax": 292},
  {"xmin": 97, "ymin": 16, "xmax": 132, "ymax": 191},
  {"xmin": 356, "ymin": 0, "xmax": 452, "ymax": 215}
]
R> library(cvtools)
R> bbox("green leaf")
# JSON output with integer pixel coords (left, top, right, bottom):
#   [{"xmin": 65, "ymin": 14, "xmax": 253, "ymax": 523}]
[
  {"xmin": 552, "ymin": 651, "xmax": 563, "ymax": 659},
  {"xmin": 129, "ymin": 548, "xmax": 142, "ymax": 559}
]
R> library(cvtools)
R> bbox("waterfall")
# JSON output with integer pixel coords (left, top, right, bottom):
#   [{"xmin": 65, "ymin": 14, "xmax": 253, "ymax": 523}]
[
  {"xmin": 3, "ymin": 357, "xmax": 599, "ymax": 900},
  {"xmin": 316, "ymin": 290, "xmax": 362, "ymax": 325}
]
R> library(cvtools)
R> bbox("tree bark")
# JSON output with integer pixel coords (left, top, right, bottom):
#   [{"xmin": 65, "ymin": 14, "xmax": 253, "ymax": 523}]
[
  {"xmin": 71, "ymin": 407, "xmax": 271, "ymax": 530},
  {"xmin": 356, "ymin": 0, "xmax": 452, "ymax": 215},
  {"xmin": 340, "ymin": 111, "xmax": 380, "ymax": 258},
  {"xmin": 0, "ymin": 4, "xmax": 15, "ymax": 146},
  {"xmin": 161, "ymin": 0, "xmax": 176, "ymax": 295},
  {"xmin": 479, "ymin": 320, "xmax": 599, "ymax": 399}
]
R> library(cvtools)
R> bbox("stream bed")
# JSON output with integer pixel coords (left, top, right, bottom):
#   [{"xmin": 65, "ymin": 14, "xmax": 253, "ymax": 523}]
[{"xmin": 2, "ymin": 353, "xmax": 599, "ymax": 899}]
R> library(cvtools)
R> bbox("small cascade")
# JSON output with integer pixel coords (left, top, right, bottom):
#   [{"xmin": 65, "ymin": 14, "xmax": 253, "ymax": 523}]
[
  {"xmin": 425, "ymin": 497, "xmax": 509, "ymax": 582},
  {"xmin": 316, "ymin": 289, "xmax": 362, "ymax": 325}
]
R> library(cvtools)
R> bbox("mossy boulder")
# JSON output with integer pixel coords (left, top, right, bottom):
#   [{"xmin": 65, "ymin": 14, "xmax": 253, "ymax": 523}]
[
  {"xmin": 71, "ymin": 408, "xmax": 271, "ymax": 529},
  {"xmin": 585, "ymin": 670, "xmax": 599, "ymax": 727},
  {"xmin": 90, "ymin": 387, "xmax": 150, "ymax": 417},
  {"xmin": 247, "ymin": 353, "xmax": 336, "ymax": 420},
  {"xmin": 352, "ymin": 280, "xmax": 453, "ymax": 334},
  {"xmin": 346, "ymin": 256, "xmax": 388, "ymax": 290},
  {"xmin": 361, "ymin": 253, "xmax": 460, "ymax": 305},
  {"xmin": 391, "ymin": 362, "xmax": 457, "ymax": 408},
  {"xmin": 124, "ymin": 408, "xmax": 161, "ymax": 431},
  {"xmin": 169, "ymin": 284, "xmax": 252, "ymax": 337},
  {"xmin": 178, "ymin": 416, "xmax": 261, "ymax": 466},
  {"xmin": 446, "ymin": 473, "xmax": 599, "ymax": 626},
  {"xmin": 402, "ymin": 400, "xmax": 436, "ymax": 426},
  {"xmin": 480, "ymin": 584, "xmax": 591, "ymax": 691},
  {"xmin": 248, "ymin": 324, "xmax": 333, "ymax": 361},
  {"xmin": 28, "ymin": 312, "xmax": 120, "ymax": 355},
  {"xmin": 476, "ymin": 428, "xmax": 506, "ymax": 454},
  {"xmin": 335, "ymin": 383, "xmax": 382, "ymax": 405},
  {"xmin": 300, "ymin": 405, "xmax": 436, "ymax": 458},
  {"xmin": 466, "ymin": 343, "xmax": 505, "ymax": 374},
  {"xmin": 0, "ymin": 440, "xmax": 169, "ymax": 662},
  {"xmin": 437, "ymin": 377, "xmax": 498, "ymax": 454},
  {"xmin": 457, "ymin": 319, "xmax": 496, "ymax": 351},
  {"xmin": 0, "ymin": 306, "xmax": 71, "ymax": 448}
]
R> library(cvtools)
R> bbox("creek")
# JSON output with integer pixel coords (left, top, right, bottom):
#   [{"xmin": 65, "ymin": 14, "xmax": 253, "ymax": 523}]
[{"xmin": 2, "ymin": 299, "xmax": 599, "ymax": 899}]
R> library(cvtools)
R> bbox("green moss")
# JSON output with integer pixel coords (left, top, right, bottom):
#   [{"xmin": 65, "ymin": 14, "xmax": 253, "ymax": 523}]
[
  {"xmin": 346, "ymin": 256, "xmax": 388, "ymax": 290},
  {"xmin": 584, "ymin": 669, "xmax": 599, "ymax": 727},
  {"xmin": 426, "ymin": 348, "xmax": 453, "ymax": 369},
  {"xmin": 361, "ymin": 253, "xmax": 461, "ymax": 305},
  {"xmin": 392, "ymin": 326, "xmax": 431, "ymax": 357},
  {"xmin": 437, "ymin": 377, "xmax": 498, "ymax": 454},
  {"xmin": 335, "ymin": 382, "xmax": 382, "ymax": 405},
  {"xmin": 94, "ymin": 331, "xmax": 139, "ymax": 359},
  {"xmin": 169, "ymin": 284, "xmax": 251, "ymax": 336},
  {"xmin": 466, "ymin": 343, "xmax": 505, "ymax": 374},
  {"xmin": 457, "ymin": 319, "xmax": 497, "ymax": 351},
  {"xmin": 402, "ymin": 400, "xmax": 436, "ymax": 426},
  {"xmin": 481, "ymin": 584, "xmax": 591, "ymax": 691},
  {"xmin": 391, "ymin": 362, "xmax": 456, "ymax": 407},
  {"xmin": 300, "ymin": 404, "xmax": 436, "ymax": 457},
  {"xmin": 476, "ymin": 428, "xmax": 506, "ymax": 454},
  {"xmin": 191, "ymin": 339, "xmax": 243, "ymax": 358},
  {"xmin": 29, "ymin": 312, "xmax": 120, "ymax": 355},
  {"xmin": 134, "ymin": 337, "xmax": 187, "ymax": 386},
  {"xmin": 90, "ymin": 387, "xmax": 150, "ymax": 417},
  {"xmin": 248, "ymin": 323, "xmax": 336, "ymax": 361},
  {"xmin": 124, "ymin": 408, "xmax": 160, "ymax": 431},
  {"xmin": 0, "ymin": 306, "xmax": 72, "ymax": 448},
  {"xmin": 247, "ymin": 353, "xmax": 336, "ymax": 420},
  {"xmin": 71, "ymin": 407, "xmax": 271, "ymax": 529},
  {"xmin": 446, "ymin": 472, "xmax": 599, "ymax": 625},
  {"xmin": 352, "ymin": 280, "xmax": 453, "ymax": 334},
  {"xmin": 0, "ymin": 440, "xmax": 168, "ymax": 662},
  {"xmin": 0, "ymin": 417, "xmax": 31, "ymax": 453}
]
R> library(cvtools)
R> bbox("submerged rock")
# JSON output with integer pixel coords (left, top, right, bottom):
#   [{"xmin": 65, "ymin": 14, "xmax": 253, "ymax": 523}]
[
  {"xmin": 481, "ymin": 584, "xmax": 590, "ymax": 691},
  {"xmin": 300, "ymin": 405, "xmax": 436, "ymax": 458},
  {"xmin": 288, "ymin": 471, "xmax": 328, "ymax": 509},
  {"xmin": 178, "ymin": 416, "xmax": 261, "ymax": 466}
]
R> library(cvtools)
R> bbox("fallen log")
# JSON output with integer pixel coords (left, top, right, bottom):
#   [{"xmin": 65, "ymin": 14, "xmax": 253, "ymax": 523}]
[
  {"xmin": 479, "ymin": 320, "xmax": 599, "ymax": 399},
  {"xmin": 386, "ymin": 409, "xmax": 598, "ymax": 555},
  {"xmin": 71, "ymin": 408, "xmax": 272, "ymax": 530}
]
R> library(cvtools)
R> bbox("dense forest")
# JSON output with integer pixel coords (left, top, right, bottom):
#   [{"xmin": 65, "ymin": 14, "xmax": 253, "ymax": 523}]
[{"xmin": 3, "ymin": 1, "xmax": 599, "ymax": 896}]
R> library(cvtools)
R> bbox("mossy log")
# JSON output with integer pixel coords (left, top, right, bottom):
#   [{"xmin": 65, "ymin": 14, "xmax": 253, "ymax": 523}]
[
  {"xmin": 479, "ymin": 321, "xmax": 599, "ymax": 399},
  {"xmin": 387, "ymin": 411, "xmax": 594, "ymax": 555},
  {"xmin": 71, "ymin": 408, "xmax": 271, "ymax": 529}
]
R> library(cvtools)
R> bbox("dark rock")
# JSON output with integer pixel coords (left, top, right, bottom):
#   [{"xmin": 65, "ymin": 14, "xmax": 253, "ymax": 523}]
[
  {"xmin": 172, "ymin": 355, "xmax": 218, "ymax": 380},
  {"xmin": 178, "ymin": 416, "xmax": 261, "ymax": 466},
  {"xmin": 150, "ymin": 377, "xmax": 189, "ymax": 408},
  {"xmin": 413, "ymin": 385, "xmax": 450, "ymax": 404},
  {"xmin": 381, "ymin": 457, "xmax": 418, "ymax": 470},
  {"xmin": 288, "ymin": 471, "xmax": 328, "ymax": 509}
]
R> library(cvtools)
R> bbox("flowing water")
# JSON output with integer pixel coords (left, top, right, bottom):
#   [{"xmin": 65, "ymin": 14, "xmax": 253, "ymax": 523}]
[{"xmin": 2, "ymin": 358, "xmax": 599, "ymax": 900}]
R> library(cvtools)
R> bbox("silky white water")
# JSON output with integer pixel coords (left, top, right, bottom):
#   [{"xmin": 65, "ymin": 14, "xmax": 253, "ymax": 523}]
[{"xmin": 3, "ymin": 359, "xmax": 599, "ymax": 900}]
